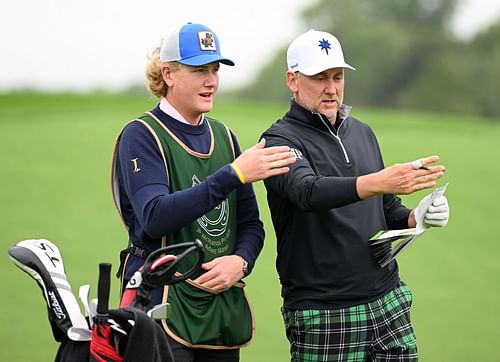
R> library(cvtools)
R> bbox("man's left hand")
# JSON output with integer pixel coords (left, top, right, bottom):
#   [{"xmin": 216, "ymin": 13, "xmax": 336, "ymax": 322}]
[{"xmin": 416, "ymin": 195, "xmax": 450, "ymax": 228}]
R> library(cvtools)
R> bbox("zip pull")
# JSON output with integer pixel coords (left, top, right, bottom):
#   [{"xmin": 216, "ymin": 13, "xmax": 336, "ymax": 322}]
[{"xmin": 317, "ymin": 114, "xmax": 350, "ymax": 164}]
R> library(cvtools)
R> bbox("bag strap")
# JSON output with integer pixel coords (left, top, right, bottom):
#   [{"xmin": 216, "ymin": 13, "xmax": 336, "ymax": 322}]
[{"xmin": 116, "ymin": 245, "xmax": 150, "ymax": 278}]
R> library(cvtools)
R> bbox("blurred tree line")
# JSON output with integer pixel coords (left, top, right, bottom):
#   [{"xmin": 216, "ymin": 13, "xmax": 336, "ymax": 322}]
[{"xmin": 234, "ymin": 0, "xmax": 500, "ymax": 119}]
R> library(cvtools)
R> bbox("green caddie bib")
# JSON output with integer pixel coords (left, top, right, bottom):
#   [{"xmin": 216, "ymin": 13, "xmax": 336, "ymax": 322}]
[{"xmin": 138, "ymin": 112, "xmax": 254, "ymax": 349}]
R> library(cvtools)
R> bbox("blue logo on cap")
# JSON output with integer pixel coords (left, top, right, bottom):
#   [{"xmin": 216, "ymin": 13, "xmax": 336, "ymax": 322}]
[{"xmin": 318, "ymin": 38, "xmax": 331, "ymax": 55}]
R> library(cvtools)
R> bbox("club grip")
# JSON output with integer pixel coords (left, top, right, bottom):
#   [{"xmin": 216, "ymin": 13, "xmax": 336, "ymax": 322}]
[{"xmin": 97, "ymin": 263, "xmax": 112, "ymax": 316}]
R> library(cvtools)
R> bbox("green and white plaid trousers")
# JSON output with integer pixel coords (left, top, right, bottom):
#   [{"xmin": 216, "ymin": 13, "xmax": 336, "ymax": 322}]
[{"xmin": 282, "ymin": 282, "xmax": 418, "ymax": 361}]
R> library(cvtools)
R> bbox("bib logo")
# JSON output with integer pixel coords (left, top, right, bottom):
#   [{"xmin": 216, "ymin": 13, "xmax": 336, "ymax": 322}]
[{"xmin": 192, "ymin": 174, "xmax": 228, "ymax": 237}]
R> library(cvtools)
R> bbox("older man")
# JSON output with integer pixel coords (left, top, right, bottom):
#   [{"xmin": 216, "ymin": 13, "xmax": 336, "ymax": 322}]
[{"xmin": 262, "ymin": 29, "xmax": 450, "ymax": 361}]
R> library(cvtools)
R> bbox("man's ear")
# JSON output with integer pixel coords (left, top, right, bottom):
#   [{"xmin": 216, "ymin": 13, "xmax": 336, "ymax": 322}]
[
  {"xmin": 286, "ymin": 71, "xmax": 299, "ymax": 93},
  {"xmin": 162, "ymin": 65, "xmax": 174, "ymax": 87}
]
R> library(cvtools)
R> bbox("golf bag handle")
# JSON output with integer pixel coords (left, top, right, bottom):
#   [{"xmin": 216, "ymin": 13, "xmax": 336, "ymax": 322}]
[
  {"xmin": 141, "ymin": 239, "xmax": 204, "ymax": 289},
  {"xmin": 96, "ymin": 263, "xmax": 112, "ymax": 318}
]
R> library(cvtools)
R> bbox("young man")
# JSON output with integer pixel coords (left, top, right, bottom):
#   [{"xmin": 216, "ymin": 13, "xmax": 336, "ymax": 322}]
[
  {"xmin": 111, "ymin": 22, "xmax": 295, "ymax": 361},
  {"xmin": 261, "ymin": 29, "xmax": 450, "ymax": 361}
]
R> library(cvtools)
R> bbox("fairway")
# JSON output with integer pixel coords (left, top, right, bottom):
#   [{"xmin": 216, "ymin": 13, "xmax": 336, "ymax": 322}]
[{"xmin": 1, "ymin": 93, "xmax": 499, "ymax": 361}]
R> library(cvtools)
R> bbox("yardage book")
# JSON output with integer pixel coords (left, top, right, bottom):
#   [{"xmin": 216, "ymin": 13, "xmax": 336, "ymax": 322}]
[{"xmin": 369, "ymin": 183, "xmax": 448, "ymax": 267}]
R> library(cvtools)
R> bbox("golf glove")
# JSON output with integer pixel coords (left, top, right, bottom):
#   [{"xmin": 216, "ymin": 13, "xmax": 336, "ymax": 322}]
[{"xmin": 415, "ymin": 194, "xmax": 449, "ymax": 230}]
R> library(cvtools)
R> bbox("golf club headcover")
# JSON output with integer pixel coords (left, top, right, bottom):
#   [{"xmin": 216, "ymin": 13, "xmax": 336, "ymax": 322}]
[{"xmin": 7, "ymin": 239, "xmax": 90, "ymax": 342}]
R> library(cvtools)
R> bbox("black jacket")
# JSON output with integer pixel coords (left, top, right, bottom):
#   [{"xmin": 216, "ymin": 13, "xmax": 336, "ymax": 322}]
[{"xmin": 262, "ymin": 100, "xmax": 410, "ymax": 309}]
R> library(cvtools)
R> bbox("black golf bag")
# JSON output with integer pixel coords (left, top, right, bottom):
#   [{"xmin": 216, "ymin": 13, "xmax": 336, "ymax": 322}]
[{"xmin": 8, "ymin": 238, "xmax": 203, "ymax": 362}]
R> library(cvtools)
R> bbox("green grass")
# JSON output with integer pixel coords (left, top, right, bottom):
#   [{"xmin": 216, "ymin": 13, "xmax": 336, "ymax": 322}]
[{"xmin": 1, "ymin": 93, "xmax": 499, "ymax": 361}]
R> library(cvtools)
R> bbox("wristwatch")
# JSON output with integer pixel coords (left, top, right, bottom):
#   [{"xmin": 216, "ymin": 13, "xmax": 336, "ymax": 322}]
[{"xmin": 241, "ymin": 257, "xmax": 249, "ymax": 276}]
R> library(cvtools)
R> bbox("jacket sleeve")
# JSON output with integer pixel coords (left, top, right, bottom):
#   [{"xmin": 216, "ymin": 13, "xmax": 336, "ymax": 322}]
[
  {"xmin": 262, "ymin": 133, "xmax": 360, "ymax": 212},
  {"xmin": 383, "ymin": 194, "xmax": 411, "ymax": 229}
]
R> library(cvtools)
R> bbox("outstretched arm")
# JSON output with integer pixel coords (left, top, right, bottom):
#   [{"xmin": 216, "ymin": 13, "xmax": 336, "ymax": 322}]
[
  {"xmin": 263, "ymin": 131, "xmax": 445, "ymax": 212},
  {"xmin": 356, "ymin": 155, "xmax": 445, "ymax": 199}
]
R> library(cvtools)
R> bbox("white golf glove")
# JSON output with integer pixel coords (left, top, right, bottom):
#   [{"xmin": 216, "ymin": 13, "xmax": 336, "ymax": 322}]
[{"xmin": 415, "ymin": 194, "xmax": 449, "ymax": 231}]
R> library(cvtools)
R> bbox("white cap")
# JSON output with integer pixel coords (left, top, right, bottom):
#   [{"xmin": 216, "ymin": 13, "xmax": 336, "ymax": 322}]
[{"xmin": 287, "ymin": 29, "xmax": 355, "ymax": 75}]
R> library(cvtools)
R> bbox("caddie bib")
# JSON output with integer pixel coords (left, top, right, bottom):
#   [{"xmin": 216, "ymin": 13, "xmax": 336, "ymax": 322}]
[{"xmin": 137, "ymin": 112, "xmax": 254, "ymax": 349}]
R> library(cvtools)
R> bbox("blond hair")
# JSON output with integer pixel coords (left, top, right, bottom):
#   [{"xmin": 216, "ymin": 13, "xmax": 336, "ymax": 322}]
[{"xmin": 145, "ymin": 45, "xmax": 180, "ymax": 98}]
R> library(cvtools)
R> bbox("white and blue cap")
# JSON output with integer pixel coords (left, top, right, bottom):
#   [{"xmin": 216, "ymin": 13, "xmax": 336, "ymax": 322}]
[
  {"xmin": 287, "ymin": 29, "xmax": 355, "ymax": 76},
  {"xmin": 159, "ymin": 22, "xmax": 235, "ymax": 66}
]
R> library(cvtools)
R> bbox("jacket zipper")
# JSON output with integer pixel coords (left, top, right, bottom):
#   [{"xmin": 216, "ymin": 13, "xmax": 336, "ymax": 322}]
[{"xmin": 317, "ymin": 114, "xmax": 351, "ymax": 164}]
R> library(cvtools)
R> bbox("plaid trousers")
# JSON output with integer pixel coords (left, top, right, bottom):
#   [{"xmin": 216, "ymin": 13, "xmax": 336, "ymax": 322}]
[{"xmin": 282, "ymin": 282, "xmax": 418, "ymax": 362}]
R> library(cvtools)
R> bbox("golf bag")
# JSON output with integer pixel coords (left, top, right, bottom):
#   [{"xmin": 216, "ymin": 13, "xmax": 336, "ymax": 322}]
[{"xmin": 8, "ymin": 238, "xmax": 204, "ymax": 362}]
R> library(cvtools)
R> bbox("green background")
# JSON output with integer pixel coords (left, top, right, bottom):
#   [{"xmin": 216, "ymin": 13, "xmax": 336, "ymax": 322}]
[{"xmin": 1, "ymin": 93, "xmax": 499, "ymax": 361}]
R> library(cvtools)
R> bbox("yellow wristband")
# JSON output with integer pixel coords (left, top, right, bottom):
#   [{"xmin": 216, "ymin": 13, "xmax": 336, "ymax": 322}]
[{"xmin": 230, "ymin": 162, "xmax": 246, "ymax": 184}]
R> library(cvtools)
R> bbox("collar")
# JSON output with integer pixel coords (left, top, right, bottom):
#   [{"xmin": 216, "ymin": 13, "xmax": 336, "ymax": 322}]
[
  {"xmin": 160, "ymin": 97, "xmax": 204, "ymax": 125},
  {"xmin": 338, "ymin": 103, "xmax": 352, "ymax": 121},
  {"xmin": 289, "ymin": 98, "xmax": 352, "ymax": 125}
]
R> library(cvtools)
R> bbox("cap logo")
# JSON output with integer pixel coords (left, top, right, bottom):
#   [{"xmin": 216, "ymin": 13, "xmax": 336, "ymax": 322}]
[
  {"xmin": 198, "ymin": 31, "xmax": 216, "ymax": 51},
  {"xmin": 318, "ymin": 38, "xmax": 331, "ymax": 55}
]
